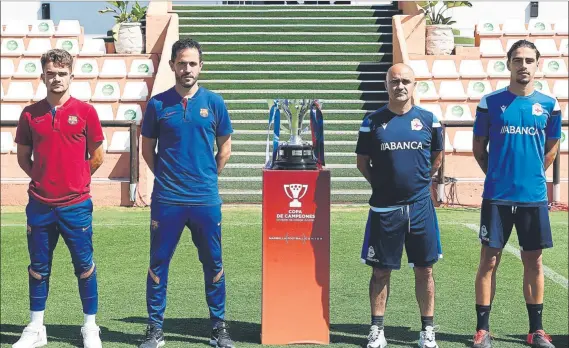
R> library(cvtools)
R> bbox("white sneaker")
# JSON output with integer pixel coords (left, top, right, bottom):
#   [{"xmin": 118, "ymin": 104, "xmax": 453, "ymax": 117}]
[
  {"xmin": 81, "ymin": 324, "xmax": 102, "ymax": 348},
  {"xmin": 367, "ymin": 325, "xmax": 387, "ymax": 348},
  {"xmin": 12, "ymin": 324, "xmax": 47, "ymax": 348},
  {"xmin": 418, "ymin": 326, "xmax": 439, "ymax": 348}
]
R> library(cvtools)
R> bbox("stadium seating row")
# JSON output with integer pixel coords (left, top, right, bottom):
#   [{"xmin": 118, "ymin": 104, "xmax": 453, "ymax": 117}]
[
  {"xmin": 477, "ymin": 18, "xmax": 568, "ymax": 36},
  {"xmin": 1, "ymin": 81, "xmax": 148, "ymax": 102},
  {"xmin": 1, "ymin": 38, "xmax": 106, "ymax": 56},
  {"xmin": 1, "ymin": 58, "xmax": 155, "ymax": 78},
  {"xmin": 415, "ymin": 79, "xmax": 568, "ymax": 100},
  {"xmin": 0, "ymin": 103, "xmax": 143, "ymax": 123},
  {"xmin": 480, "ymin": 38, "xmax": 568, "ymax": 57},
  {"xmin": 410, "ymin": 58, "xmax": 568, "ymax": 79},
  {"xmin": 1, "ymin": 131, "xmax": 132, "ymax": 153},
  {"xmin": 418, "ymin": 102, "xmax": 569, "ymax": 121},
  {"xmin": 1, "ymin": 20, "xmax": 81, "ymax": 37}
]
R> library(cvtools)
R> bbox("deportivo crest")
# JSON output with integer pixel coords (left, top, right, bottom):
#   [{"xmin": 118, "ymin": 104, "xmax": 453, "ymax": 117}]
[
  {"xmin": 480, "ymin": 225, "xmax": 488, "ymax": 237},
  {"xmin": 200, "ymin": 108, "xmax": 209, "ymax": 117},
  {"xmin": 532, "ymin": 103, "xmax": 544, "ymax": 116},
  {"xmin": 68, "ymin": 115, "xmax": 78, "ymax": 125},
  {"xmin": 367, "ymin": 246, "xmax": 375, "ymax": 258},
  {"xmin": 411, "ymin": 118, "xmax": 423, "ymax": 131}
]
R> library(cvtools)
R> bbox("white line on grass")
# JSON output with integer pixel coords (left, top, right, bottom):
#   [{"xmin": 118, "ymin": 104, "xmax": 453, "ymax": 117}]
[{"xmin": 463, "ymin": 223, "xmax": 568, "ymax": 290}]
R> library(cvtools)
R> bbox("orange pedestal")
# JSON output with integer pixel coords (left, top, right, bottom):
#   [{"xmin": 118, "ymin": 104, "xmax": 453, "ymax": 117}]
[{"xmin": 261, "ymin": 168, "xmax": 331, "ymax": 345}]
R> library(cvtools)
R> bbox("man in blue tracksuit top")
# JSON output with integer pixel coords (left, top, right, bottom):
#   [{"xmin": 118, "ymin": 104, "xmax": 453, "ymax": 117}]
[{"xmin": 139, "ymin": 38, "xmax": 234, "ymax": 348}]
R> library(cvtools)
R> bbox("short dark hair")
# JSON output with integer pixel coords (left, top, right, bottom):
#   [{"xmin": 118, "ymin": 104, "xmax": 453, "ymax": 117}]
[
  {"xmin": 40, "ymin": 49, "xmax": 73, "ymax": 72},
  {"xmin": 507, "ymin": 39, "xmax": 541, "ymax": 62},
  {"xmin": 171, "ymin": 38, "xmax": 202, "ymax": 62}
]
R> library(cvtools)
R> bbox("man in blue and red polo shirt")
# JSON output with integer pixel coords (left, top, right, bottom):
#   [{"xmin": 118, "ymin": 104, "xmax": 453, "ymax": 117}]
[
  {"xmin": 13, "ymin": 49, "xmax": 104, "ymax": 348},
  {"xmin": 139, "ymin": 38, "xmax": 233, "ymax": 348}
]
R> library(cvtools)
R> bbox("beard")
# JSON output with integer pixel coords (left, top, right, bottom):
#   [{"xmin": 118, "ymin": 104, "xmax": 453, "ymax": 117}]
[{"xmin": 176, "ymin": 73, "xmax": 198, "ymax": 89}]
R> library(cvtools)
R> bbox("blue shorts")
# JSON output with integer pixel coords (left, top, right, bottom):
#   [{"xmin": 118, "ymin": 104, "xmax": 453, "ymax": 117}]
[
  {"xmin": 361, "ymin": 196, "xmax": 442, "ymax": 269},
  {"xmin": 479, "ymin": 200, "xmax": 553, "ymax": 251}
]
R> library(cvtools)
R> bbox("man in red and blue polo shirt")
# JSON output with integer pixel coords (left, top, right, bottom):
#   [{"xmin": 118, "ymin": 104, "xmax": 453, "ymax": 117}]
[{"xmin": 13, "ymin": 49, "xmax": 104, "ymax": 348}]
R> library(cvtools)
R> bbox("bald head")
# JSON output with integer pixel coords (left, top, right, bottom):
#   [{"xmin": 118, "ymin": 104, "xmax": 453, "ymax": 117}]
[{"xmin": 386, "ymin": 63, "xmax": 416, "ymax": 105}]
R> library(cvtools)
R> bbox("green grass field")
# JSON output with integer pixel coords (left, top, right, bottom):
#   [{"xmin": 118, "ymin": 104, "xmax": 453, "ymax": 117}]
[{"xmin": 1, "ymin": 207, "xmax": 567, "ymax": 348}]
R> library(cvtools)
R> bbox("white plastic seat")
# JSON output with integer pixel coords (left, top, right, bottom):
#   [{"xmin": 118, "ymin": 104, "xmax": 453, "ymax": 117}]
[
  {"xmin": 459, "ymin": 60, "xmax": 487, "ymax": 78},
  {"xmin": 444, "ymin": 104, "xmax": 473, "ymax": 120},
  {"xmin": 102, "ymin": 133, "xmax": 108, "ymax": 152},
  {"xmin": 92, "ymin": 104, "xmax": 114, "ymax": 121},
  {"xmin": 73, "ymin": 59, "xmax": 99, "ymax": 78},
  {"xmin": 107, "ymin": 131, "xmax": 131, "ymax": 152},
  {"xmin": 542, "ymin": 59, "xmax": 568, "ymax": 77},
  {"xmin": 502, "ymin": 19, "xmax": 527, "ymax": 35},
  {"xmin": 560, "ymin": 39, "xmax": 568, "ymax": 57},
  {"xmin": 418, "ymin": 104, "xmax": 443, "ymax": 120},
  {"xmin": 29, "ymin": 20, "xmax": 55, "ymax": 36},
  {"xmin": 121, "ymin": 81, "xmax": 148, "ymax": 101},
  {"xmin": 415, "ymin": 81, "xmax": 439, "ymax": 101},
  {"xmin": 467, "ymin": 80, "xmax": 492, "ymax": 100},
  {"xmin": 452, "ymin": 131, "xmax": 474, "ymax": 152},
  {"xmin": 1, "ymin": 38, "xmax": 25, "ymax": 56},
  {"xmin": 99, "ymin": 59, "xmax": 127, "ymax": 78},
  {"xmin": 116, "ymin": 104, "xmax": 143, "ymax": 124},
  {"xmin": 505, "ymin": 39, "xmax": 518, "ymax": 53},
  {"xmin": 54, "ymin": 20, "xmax": 81, "ymax": 36},
  {"xmin": 14, "ymin": 58, "xmax": 41, "ymax": 78},
  {"xmin": 528, "ymin": 19, "xmax": 554, "ymax": 35},
  {"xmin": 495, "ymin": 80, "xmax": 510, "ymax": 91},
  {"xmin": 0, "ymin": 104, "xmax": 22, "ymax": 121},
  {"xmin": 553, "ymin": 80, "xmax": 568, "ymax": 99},
  {"xmin": 534, "ymin": 39, "xmax": 560, "ymax": 56},
  {"xmin": 55, "ymin": 39, "xmax": 79, "ymax": 55},
  {"xmin": 1, "ymin": 132, "xmax": 15, "ymax": 153},
  {"xmin": 554, "ymin": 19, "xmax": 568, "ymax": 35},
  {"xmin": 24, "ymin": 38, "xmax": 52, "ymax": 56},
  {"xmin": 70, "ymin": 81, "xmax": 92, "ymax": 101},
  {"xmin": 0, "ymin": 84, "xmax": 3, "ymax": 100},
  {"xmin": 477, "ymin": 20, "xmax": 502, "ymax": 36},
  {"xmin": 560, "ymin": 130, "xmax": 568, "ymax": 152},
  {"xmin": 432, "ymin": 60, "xmax": 459, "ymax": 78},
  {"xmin": 33, "ymin": 82, "xmax": 47, "ymax": 101},
  {"xmin": 486, "ymin": 59, "xmax": 509, "ymax": 78},
  {"xmin": 80, "ymin": 38, "xmax": 106, "ymax": 56},
  {"xmin": 3, "ymin": 82, "xmax": 33, "ymax": 101},
  {"xmin": 1, "ymin": 58, "xmax": 15, "ymax": 77},
  {"xmin": 533, "ymin": 80, "xmax": 551, "ymax": 94},
  {"xmin": 480, "ymin": 39, "xmax": 505, "ymax": 57},
  {"xmin": 2, "ymin": 21, "xmax": 29, "ymax": 37},
  {"xmin": 92, "ymin": 81, "xmax": 120, "ymax": 101},
  {"xmin": 445, "ymin": 133, "xmax": 453, "ymax": 153},
  {"xmin": 408, "ymin": 60, "xmax": 431, "ymax": 78},
  {"xmin": 563, "ymin": 104, "xmax": 568, "ymax": 120},
  {"xmin": 128, "ymin": 59, "xmax": 155, "ymax": 78},
  {"xmin": 439, "ymin": 81, "xmax": 467, "ymax": 100}
]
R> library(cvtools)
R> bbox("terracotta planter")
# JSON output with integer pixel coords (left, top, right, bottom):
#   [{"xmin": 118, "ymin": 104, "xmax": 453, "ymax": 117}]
[{"xmin": 426, "ymin": 25, "xmax": 455, "ymax": 55}]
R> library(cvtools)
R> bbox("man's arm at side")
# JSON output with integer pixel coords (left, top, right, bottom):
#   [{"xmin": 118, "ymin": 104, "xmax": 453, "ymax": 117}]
[
  {"xmin": 88, "ymin": 142, "xmax": 104, "ymax": 175},
  {"xmin": 141, "ymin": 136, "xmax": 157, "ymax": 175},
  {"xmin": 16, "ymin": 144, "xmax": 33, "ymax": 177},
  {"xmin": 473, "ymin": 136, "xmax": 489, "ymax": 174},
  {"xmin": 357, "ymin": 154, "xmax": 372, "ymax": 185},
  {"xmin": 430, "ymin": 150, "xmax": 443, "ymax": 177},
  {"xmin": 544, "ymin": 138, "xmax": 560, "ymax": 170},
  {"xmin": 216, "ymin": 135, "xmax": 231, "ymax": 175}
]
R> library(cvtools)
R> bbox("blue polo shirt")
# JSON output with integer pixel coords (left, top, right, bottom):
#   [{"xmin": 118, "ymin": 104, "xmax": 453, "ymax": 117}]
[
  {"xmin": 355, "ymin": 105, "xmax": 444, "ymax": 207},
  {"xmin": 141, "ymin": 86, "xmax": 233, "ymax": 205},
  {"xmin": 473, "ymin": 88, "xmax": 561, "ymax": 206}
]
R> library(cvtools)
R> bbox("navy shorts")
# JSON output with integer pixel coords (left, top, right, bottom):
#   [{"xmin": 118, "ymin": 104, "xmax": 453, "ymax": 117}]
[
  {"xmin": 479, "ymin": 200, "xmax": 553, "ymax": 251},
  {"xmin": 361, "ymin": 196, "xmax": 442, "ymax": 269}
]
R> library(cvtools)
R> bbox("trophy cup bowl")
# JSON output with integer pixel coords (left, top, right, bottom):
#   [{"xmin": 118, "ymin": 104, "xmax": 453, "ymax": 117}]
[{"xmin": 272, "ymin": 99, "xmax": 318, "ymax": 170}]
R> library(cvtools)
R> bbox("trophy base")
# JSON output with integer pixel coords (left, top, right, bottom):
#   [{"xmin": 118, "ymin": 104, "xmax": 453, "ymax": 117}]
[{"xmin": 273, "ymin": 143, "xmax": 318, "ymax": 170}]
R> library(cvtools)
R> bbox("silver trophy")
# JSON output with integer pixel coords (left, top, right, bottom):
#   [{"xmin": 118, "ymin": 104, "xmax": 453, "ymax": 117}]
[{"xmin": 272, "ymin": 99, "xmax": 318, "ymax": 170}]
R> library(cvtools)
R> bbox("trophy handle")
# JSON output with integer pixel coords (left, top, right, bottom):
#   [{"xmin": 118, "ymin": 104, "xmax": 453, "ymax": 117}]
[
  {"xmin": 298, "ymin": 185, "xmax": 309, "ymax": 200},
  {"xmin": 283, "ymin": 185, "xmax": 293, "ymax": 199}
]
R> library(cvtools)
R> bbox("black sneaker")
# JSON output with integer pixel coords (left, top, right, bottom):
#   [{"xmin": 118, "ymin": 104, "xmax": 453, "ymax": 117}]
[
  {"xmin": 472, "ymin": 330, "xmax": 492, "ymax": 348},
  {"xmin": 140, "ymin": 325, "xmax": 165, "ymax": 348},
  {"xmin": 527, "ymin": 330, "xmax": 555, "ymax": 348},
  {"xmin": 210, "ymin": 322, "xmax": 235, "ymax": 348}
]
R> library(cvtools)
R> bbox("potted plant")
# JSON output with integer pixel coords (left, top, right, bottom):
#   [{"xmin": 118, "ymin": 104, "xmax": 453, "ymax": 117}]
[
  {"xmin": 99, "ymin": 1, "xmax": 147, "ymax": 54},
  {"xmin": 417, "ymin": 1, "xmax": 473, "ymax": 55}
]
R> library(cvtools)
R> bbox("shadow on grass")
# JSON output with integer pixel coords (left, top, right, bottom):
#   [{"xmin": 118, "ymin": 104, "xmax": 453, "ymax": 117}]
[{"xmin": 506, "ymin": 334, "xmax": 569, "ymax": 348}]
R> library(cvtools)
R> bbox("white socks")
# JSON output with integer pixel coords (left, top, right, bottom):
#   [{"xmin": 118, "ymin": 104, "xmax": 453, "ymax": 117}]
[
  {"xmin": 84, "ymin": 314, "xmax": 97, "ymax": 327},
  {"xmin": 30, "ymin": 311, "xmax": 44, "ymax": 327}
]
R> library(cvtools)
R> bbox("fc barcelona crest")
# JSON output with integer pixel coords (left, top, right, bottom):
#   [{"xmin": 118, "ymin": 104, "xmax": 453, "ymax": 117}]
[
  {"xmin": 200, "ymin": 108, "xmax": 209, "ymax": 117},
  {"xmin": 68, "ymin": 115, "xmax": 78, "ymax": 125}
]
